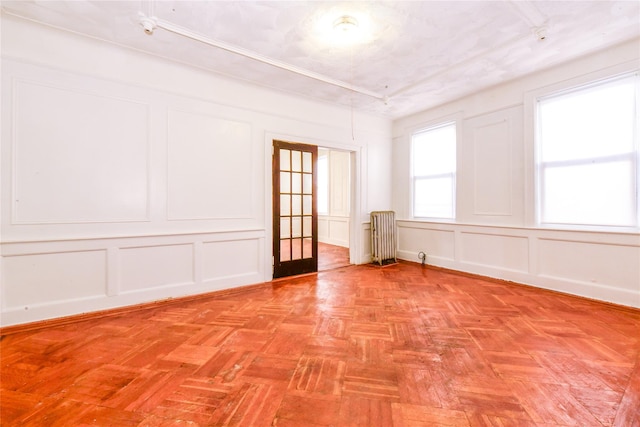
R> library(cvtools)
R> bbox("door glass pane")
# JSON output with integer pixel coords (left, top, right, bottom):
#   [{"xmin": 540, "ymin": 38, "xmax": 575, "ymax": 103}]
[
  {"xmin": 303, "ymin": 174, "xmax": 312, "ymax": 194},
  {"xmin": 303, "ymin": 195, "xmax": 312, "ymax": 215},
  {"xmin": 280, "ymin": 149, "xmax": 290, "ymax": 171},
  {"xmin": 280, "ymin": 239, "xmax": 291, "ymax": 262},
  {"xmin": 292, "ymin": 150, "xmax": 302, "ymax": 172},
  {"xmin": 292, "ymin": 216, "xmax": 302, "ymax": 238},
  {"xmin": 303, "ymin": 152, "xmax": 312, "ymax": 173},
  {"xmin": 292, "ymin": 172, "xmax": 302, "ymax": 194},
  {"xmin": 292, "ymin": 195, "xmax": 302, "ymax": 215},
  {"xmin": 280, "ymin": 195, "xmax": 291, "ymax": 216},
  {"xmin": 303, "ymin": 216, "xmax": 312, "ymax": 237},
  {"xmin": 280, "ymin": 217, "xmax": 290, "ymax": 238},
  {"xmin": 291, "ymin": 238, "xmax": 302, "ymax": 260},
  {"xmin": 280, "ymin": 172, "xmax": 291, "ymax": 193},
  {"xmin": 303, "ymin": 238, "xmax": 312, "ymax": 259}
]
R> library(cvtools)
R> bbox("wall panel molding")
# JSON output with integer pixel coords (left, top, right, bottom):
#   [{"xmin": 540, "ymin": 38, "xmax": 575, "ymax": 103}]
[
  {"xmin": 396, "ymin": 220, "xmax": 640, "ymax": 308},
  {"xmin": 319, "ymin": 215, "xmax": 350, "ymax": 247},
  {"xmin": 472, "ymin": 119, "xmax": 512, "ymax": 216},
  {"xmin": 2, "ymin": 59, "xmax": 266, "ymax": 243},
  {"xmin": 458, "ymin": 105, "xmax": 524, "ymax": 226},
  {"xmin": 119, "ymin": 243, "xmax": 195, "ymax": 293},
  {"xmin": 167, "ymin": 108, "xmax": 254, "ymax": 221},
  {"xmin": 2, "ymin": 249, "xmax": 108, "ymax": 309},
  {"xmin": 0, "ymin": 230, "xmax": 265, "ymax": 327},
  {"xmin": 459, "ymin": 231, "xmax": 528, "ymax": 273},
  {"xmin": 12, "ymin": 78, "xmax": 151, "ymax": 224},
  {"xmin": 397, "ymin": 224, "xmax": 455, "ymax": 262}
]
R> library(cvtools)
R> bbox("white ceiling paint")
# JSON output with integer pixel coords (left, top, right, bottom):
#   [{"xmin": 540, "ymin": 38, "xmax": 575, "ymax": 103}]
[{"xmin": 2, "ymin": 1, "xmax": 639, "ymax": 118}]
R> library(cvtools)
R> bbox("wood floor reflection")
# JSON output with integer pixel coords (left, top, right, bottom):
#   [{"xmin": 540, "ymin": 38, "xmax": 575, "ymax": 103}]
[
  {"xmin": 318, "ymin": 242, "xmax": 350, "ymax": 271},
  {"xmin": 2, "ymin": 262, "xmax": 639, "ymax": 426}
]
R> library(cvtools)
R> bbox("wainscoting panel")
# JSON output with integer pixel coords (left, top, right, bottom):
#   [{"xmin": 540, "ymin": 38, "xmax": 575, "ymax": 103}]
[
  {"xmin": 202, "ymin": 238, "xmax": 261, "ymax": 283},
  {"xmin": 538, "ymin": 238, "xmax": 640, "ymax": 295},
  {"xmin": 119, "ymin": 243, "xmax": 195, "ymax": 293},
  {"xmin": 0, "ymin": 230, "xmax": 266, "ymax": 327},
  {"xmin": 459, "ymin": 232, "xmax": 528, "ymax": 273},
  {"xmin": 397, "ymin": 224, "xmax": 455, "ymax": 264},
  {"xmin": 2, "ymin": 250, "xmax": 107, "ymax": 309},
  {"xmin": 396, "ymin": 220, "xmax": 640, "ymax": 308},
  {"xmin": 318, "ymin": 215, "xmax": 349, "ymax": 247}
]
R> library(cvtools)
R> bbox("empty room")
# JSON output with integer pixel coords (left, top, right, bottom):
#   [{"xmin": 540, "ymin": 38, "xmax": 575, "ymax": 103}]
[{"xmin": 1, "ymin": 1, "xmax": 639, "ymax": 426}]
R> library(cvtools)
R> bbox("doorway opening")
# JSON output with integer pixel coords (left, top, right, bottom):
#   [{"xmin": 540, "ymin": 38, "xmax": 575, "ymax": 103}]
[{"xmin": 317, "ymin": 147, "xmax": 351, "ymax": 271}]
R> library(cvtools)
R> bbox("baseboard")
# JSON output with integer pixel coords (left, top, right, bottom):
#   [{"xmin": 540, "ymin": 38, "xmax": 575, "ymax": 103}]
[{"xmin": 0, "ymin": 282, "xmax": 270, "ymax": 336}]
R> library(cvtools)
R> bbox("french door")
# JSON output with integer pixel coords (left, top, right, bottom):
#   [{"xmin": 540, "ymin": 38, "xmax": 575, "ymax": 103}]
[{"xmin": 273, "ymin": 140, "xmax": 317, "ymax": 278}]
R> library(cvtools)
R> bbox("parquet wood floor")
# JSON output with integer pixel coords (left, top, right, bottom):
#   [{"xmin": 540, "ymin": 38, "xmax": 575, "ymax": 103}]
[
  {"xmin": 318, "ymin": 243, "xmax": 350, "ymax": 271},
  {"xmin": 1, "ymin": 262, "xmax": 639, "ymax": 426}
]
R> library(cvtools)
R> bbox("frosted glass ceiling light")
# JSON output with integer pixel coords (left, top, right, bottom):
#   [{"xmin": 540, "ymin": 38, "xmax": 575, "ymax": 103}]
[
  {"xmin": 333, "ymin": 15, "xmax": 359, "ymax": 32},
  {"xmin": 332, "ymin": 15, "xmax": 361, "ymax": 45},
  {"xmin": 310, "ymin": 8, "xmax": 375, "ymax": 47}
]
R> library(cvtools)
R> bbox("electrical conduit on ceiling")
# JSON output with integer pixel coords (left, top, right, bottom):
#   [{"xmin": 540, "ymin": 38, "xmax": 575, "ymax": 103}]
[{"xmin": 138, "ymin": 12, "xmax": 390, "ymax": 104}]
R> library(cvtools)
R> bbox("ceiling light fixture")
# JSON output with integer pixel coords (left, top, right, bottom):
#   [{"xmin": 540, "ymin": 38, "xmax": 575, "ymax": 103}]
[
  {"xmin": 333, "ymin": 15, "xmax": 359, "ymax": 32},
  {"xmin": 331, "ymin": 14, "xmax": 362, "ymax": 45},
  {"xmin": 533, "ymin": 26, "xmax": 548, "ymax": 41}
]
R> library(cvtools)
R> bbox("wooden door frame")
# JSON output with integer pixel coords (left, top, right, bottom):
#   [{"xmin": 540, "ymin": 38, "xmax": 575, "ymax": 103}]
[{"xmin": 264, "ymin": 134, "xmax": 362, "ymax": 281}]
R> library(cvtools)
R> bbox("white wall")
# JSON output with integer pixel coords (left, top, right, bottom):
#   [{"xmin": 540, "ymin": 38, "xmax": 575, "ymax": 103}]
[
  {"xmin": 318, "ymin": 148, "xmax": 350, "ymax": 247},
  {"xmin": 392, "ymin": 38, "xmax": 640, "ymax": 308},
  {"xmin": 0, "ymin": 14, "xmax": 392, "ymax": 327}
]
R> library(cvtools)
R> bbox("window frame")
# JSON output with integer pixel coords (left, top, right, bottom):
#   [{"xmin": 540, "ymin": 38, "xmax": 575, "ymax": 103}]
[
  {"xmin": 410, "ymin": 120, "xmax": 458, "ymax": 220},
  {"xmin": 532, "ymin": 70, "xmax": 640, "ymax": 231}
]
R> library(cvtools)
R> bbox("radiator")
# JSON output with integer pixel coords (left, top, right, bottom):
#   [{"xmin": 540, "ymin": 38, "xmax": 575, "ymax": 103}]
[{"xmin": 370, "ymin": 211, "xmax": 397, "ymax": 266}]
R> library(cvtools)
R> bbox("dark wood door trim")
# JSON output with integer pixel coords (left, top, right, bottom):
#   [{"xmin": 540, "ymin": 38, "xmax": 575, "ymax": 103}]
[{"xmin": 273, "ymin": 140, "xmax": 318, "ymax": 279}]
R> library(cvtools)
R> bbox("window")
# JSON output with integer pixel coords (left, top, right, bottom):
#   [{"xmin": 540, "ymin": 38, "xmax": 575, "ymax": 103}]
[
  {"xmin": 537, "ymin": 73, "xmax": 639, "ymax": 228},
  {"xmin": 412, "ymin": 122, "xmax": 457, "ymax": 218}
]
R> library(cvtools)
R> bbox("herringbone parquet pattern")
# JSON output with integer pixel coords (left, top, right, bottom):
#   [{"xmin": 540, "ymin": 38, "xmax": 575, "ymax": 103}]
[{"xmin": 1, "ymin": 262, "xmax": 639, "ymax": 426}]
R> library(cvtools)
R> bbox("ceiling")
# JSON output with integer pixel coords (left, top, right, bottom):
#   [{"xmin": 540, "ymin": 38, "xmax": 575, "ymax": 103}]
[{"xmin": 2, "ymin": 1, "xmax": 639, "ymax": 119}]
